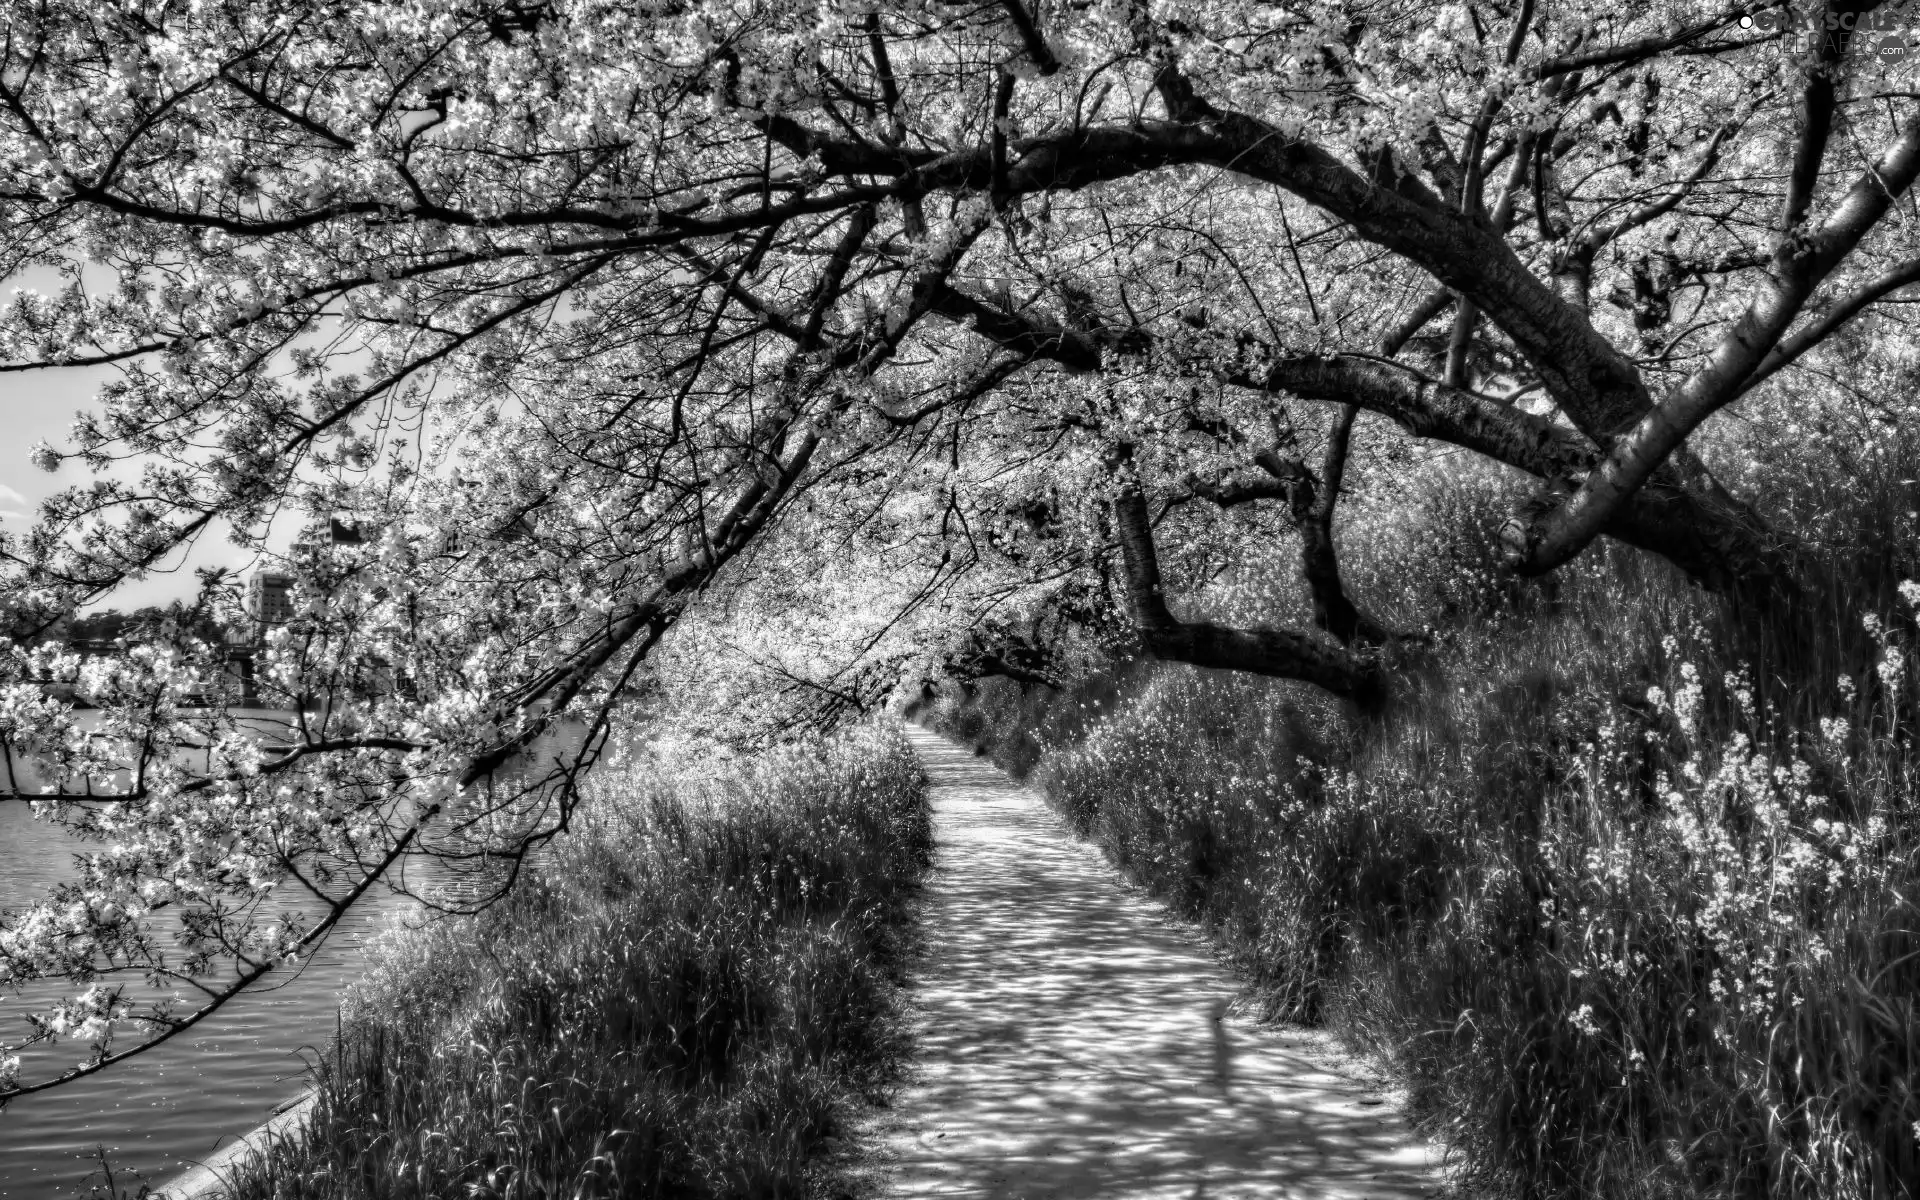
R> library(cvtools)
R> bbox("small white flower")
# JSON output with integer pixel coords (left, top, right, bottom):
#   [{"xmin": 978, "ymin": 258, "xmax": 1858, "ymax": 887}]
[
  {"xmin": 1569, "ymin": 1004, "xmax": 1601, "ymax": 1037},
  {"xmin": 1878, "ymin": 645, "xmax": 1907, "ymax": 689}
]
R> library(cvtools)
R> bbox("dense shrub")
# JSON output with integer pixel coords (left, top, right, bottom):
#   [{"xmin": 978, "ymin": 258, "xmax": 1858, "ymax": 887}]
[{"xmin": 220, "ymin": 724, "xmax": 931, "ymax": 1200}]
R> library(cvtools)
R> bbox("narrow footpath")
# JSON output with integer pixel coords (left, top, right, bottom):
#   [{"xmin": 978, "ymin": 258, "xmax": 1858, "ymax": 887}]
[{"xmin": 869, "ymin": 727, "xmax": 1443, "ymax": 1200}]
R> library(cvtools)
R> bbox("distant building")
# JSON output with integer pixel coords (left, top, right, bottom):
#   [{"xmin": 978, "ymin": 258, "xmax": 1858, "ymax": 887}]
[
  {"xmin": 245, "ymin": 571, "xmax": 297, "ymax": 628},
  {"xmin": 284, "ymin": 516, "xmax": 368, "ymax": 571}
]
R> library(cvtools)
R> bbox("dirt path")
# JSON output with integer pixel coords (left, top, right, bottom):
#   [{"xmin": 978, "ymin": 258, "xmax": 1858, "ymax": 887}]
[{"xmin": 868, "ymin": 728, "xmax": 1444, "ymax": 1200}]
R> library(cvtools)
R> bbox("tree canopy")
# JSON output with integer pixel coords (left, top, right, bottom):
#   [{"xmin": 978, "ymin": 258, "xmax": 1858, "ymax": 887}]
[{"xmin": 2, "ymin": 0, "xmax": 1917, "ymax": 1098}]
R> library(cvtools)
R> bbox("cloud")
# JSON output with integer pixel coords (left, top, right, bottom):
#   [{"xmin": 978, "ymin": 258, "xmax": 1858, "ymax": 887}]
[{"xmin": 0, "ymin": 483, "xmax": 31, "ymax": 521}]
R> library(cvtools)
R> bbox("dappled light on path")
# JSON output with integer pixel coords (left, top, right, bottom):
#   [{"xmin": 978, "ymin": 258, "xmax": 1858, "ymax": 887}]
[{"xmin": 874, "ymin": 728, "xmax": 1442, "ymax": 1199}]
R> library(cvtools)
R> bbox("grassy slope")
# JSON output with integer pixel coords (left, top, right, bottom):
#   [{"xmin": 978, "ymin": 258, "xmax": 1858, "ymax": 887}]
[
  {"xmin": 922, "ymin": 533, "xmax": 1919, "ymax": 1200},
  {"xmin": 221, "ymin": 723, "xmax": 931, "ymax": 1200}
]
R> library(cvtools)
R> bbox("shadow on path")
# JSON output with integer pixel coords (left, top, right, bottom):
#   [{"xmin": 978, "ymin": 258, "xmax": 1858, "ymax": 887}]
[{"xmin": 871, "ymin": 728, "xmax": 1442, "ymax": 1200}]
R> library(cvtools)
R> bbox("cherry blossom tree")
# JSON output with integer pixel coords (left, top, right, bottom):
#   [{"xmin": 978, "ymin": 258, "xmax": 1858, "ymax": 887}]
[{"xmin": 2, "ymin": 0, "xmax": 1916, "ymax": 1097}]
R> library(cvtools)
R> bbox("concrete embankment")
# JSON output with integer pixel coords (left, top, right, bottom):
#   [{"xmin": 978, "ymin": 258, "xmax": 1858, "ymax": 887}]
[{"xmin": 151, "ymin": 1093, "xmax": 313, "ymax": 1200}]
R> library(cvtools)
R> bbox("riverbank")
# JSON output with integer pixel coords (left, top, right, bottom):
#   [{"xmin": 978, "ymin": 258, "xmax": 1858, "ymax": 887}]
[{"xmin": 205, "ymin": 724, "xmax": 931, "ymax": 1199}]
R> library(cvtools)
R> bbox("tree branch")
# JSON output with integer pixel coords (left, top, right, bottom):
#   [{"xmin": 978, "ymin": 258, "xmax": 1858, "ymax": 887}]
[
  {"xmin": 1739, "ymin": 256, "xmax": 1920, "ymax": 395},
  {"xmin": 1516, "ymin": 108, "xmax": 1920, "ymax": 576},
  {"xmin": 1112, "ymin": 474, "xmax": 1381, "ymax": 703},
  {"xmin": 1531, "ymin": 8, "xmax": 1757, "ymax": 78},
  {"xmin": 995, "ymin": 1, "xmax": 1061, "ymax": 75}
]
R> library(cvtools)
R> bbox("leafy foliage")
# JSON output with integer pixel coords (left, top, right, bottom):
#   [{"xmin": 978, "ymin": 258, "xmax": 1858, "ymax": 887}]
[{"xmin": 0, "ymin": 0, "xmax": 1916, "ymax": 1100}]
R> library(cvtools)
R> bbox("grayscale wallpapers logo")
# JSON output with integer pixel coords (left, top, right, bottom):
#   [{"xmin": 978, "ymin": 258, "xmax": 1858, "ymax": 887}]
[{"xmin": 1739, "ymin": 4, "xmax": 1916, "ymax": 64}]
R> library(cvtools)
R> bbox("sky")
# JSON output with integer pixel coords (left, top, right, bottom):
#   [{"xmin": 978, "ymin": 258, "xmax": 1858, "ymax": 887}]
[
  {"xmin": 0, "ymin": 259, "xmax": 309, "ymax": 612},
  {"xmin": 2, "ymin": 263, "xmax": 487, "ymax": 616},
  {"xmin": 0, "ymin": 359, "xmax": 258, "ymax": 612}
]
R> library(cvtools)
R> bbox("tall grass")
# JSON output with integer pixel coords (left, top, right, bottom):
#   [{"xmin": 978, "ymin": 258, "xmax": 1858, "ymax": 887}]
[
  {"xmin": 927, "ymin": 454, "xmax": 1920, "ymax": 1199},
  {"xmin": 218, "ymin": 723, "xmax": 931, "ymax": 1200}
]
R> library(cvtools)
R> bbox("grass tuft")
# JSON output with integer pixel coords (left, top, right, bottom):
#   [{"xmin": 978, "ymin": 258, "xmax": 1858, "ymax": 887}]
[{"xmin": 217, "ymin": 723, "xmax": 931, "ymax": 1200}]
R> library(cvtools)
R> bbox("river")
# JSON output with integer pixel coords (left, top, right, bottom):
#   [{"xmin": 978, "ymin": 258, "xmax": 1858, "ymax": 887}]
[{"xmin": 0, "ymin": 713, "xmax": 585, "ymax": 1198}]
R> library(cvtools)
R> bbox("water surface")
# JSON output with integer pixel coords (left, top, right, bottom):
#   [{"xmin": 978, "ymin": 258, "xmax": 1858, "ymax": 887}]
[{"xmin": 0, "ymin": 715, "xmax": 583, "ymax": 1198}]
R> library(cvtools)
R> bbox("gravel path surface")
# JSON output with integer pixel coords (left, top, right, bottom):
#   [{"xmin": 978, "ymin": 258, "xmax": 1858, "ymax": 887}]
[{"xmin": 868, "ymin": 727, "xmax": 1444, "ymax": 1200}]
